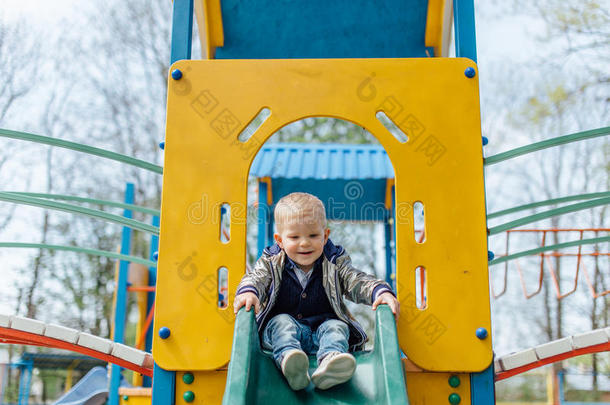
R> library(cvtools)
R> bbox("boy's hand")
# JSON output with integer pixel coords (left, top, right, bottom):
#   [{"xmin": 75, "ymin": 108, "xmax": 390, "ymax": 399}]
[
  {"xmin": 233, "ymin": 292, "xmax": 260, "ymax": 314},
  {"xmin": 372, "ymin": 292, "xmax": 400, "ymax": 319}
]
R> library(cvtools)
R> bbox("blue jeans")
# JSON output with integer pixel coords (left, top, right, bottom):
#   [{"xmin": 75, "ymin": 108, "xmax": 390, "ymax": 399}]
[{"xmin": 262, "ymin": 314, "xmax": 350, "ymax": 368}]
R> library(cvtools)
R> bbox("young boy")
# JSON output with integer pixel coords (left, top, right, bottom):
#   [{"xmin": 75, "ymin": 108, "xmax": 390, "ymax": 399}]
[{"xmin": 234, "ymin": 192, "xmax": 400, "ymax": 390}]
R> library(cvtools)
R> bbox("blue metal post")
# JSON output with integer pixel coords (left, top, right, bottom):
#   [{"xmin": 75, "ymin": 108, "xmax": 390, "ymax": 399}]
[
  {"xmin": 470, "ymin": 362, "xmax": 495, "ymax": 404},
  {"xmin": 151, "ymin": 363, "xmax": 176, "ymax": 405},
  {"xmin": 258, "ymin": 180, "xmax": 269, "ymax": 257},
  {"xmin": 17, "ymin": 360, "xmax": 32, "ymax": 405},
  {"xmin": 453, "ymin": 1, "xmax": 491, "ymax": 402},
  {"xmin": 108, "ymin": 183, "xmax": 134, "ymax": 405},
  {"xmin": 170, "ymin": 0, "xmax": 194, "ymax": 64},
  {"xmin": 144, "ymin": 214, "xmax": 160, "ymax": 388},
  {"xmin": 453, "ymin": 0, "xmax": 478, "ymax": 62},
  {"xmin": 558, "ymin": 370, "xmax": 565, "ymax": 405},
  {"xmin": 17, "ymin": 364, "xmax": 25, "ymax": 405}
]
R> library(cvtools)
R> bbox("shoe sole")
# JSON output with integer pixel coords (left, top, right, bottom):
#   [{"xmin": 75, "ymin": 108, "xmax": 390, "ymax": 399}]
[
  {"xmin": 312, "ymin": 354, "xmax": 356, "ymax": 390},
  {"xmin": 282, "ymin": 351, "xmax": 310, "ymax": 390}
]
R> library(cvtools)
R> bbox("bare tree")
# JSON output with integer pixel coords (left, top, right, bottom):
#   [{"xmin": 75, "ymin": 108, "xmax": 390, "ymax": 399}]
[
  {"xmin": 74, "ymin": 0, "xmax": 172, "ymax": 206},
  {"xmin": 510, "ymin": 0, "xmax": 609, "ymax": 103},
  {"xmin": 0, "ymin": 14, "xmax": 40, "ymax": 232}
]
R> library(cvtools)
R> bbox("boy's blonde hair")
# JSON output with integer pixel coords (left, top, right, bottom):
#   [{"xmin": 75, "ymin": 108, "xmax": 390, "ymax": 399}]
[{"xmin": 274, "ymin": 192, "xmax": 327, "ymax": 232}]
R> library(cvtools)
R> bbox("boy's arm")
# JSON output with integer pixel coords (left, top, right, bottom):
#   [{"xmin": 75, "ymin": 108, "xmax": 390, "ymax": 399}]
[
  {"xmin": 235, "ymin": 257, "xmax": 272, "ymax": 304},
  {"xmin": 336, "ymin": 254, "xmax": 395, "ymax": 305}
]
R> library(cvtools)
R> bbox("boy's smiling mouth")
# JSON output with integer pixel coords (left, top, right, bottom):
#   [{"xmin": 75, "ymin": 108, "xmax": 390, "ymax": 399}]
[{"xmin": 298, "ymin": 251, "xmax": 313, "ymax": 255}]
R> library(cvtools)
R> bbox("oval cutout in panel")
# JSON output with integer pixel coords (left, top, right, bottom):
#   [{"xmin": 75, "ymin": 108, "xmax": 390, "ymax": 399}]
[
  {"xmin": 376, "ymin": 111, "xmax": 408, "ymax": 143},
  {"xmin": 238, "ymin": 107, "xmax": 271, "ymax": 142},
  {"xmin": 220, "ymin": 203, "xmax": 230, "ymax": 243},
  {"xmin": 413, "ymin": 201, "xmax": 426, "ymax": 243},
  {"xmin": 218, "ymin": 267, "xmax": 228, "ymax": 309},
  {"xmin": 415, "ymin": 266, "xmax": 427, "ymax": 310}
]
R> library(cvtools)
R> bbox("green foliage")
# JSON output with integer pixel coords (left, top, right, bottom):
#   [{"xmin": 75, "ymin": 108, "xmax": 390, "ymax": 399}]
[
  {"xmin": 495, "ymin": 373, "xmax": 547, "ymax": 401},
  {"xmin": 566, "ymin": 353, "xmax": 610, "ymax": 374},
  {"xmin": 272, "ymin": 117, "xmax": 378, "ymax": 145},
  {"xmin": 516, "ymin": 84, "xmax": 572, "ymax": 127},
  {"xmin": 2, "ymin": 377, "xmax": 19, "ymax": 403},
  {"xmin": 524, "ymin": 96, "xmax": 552, "ymax": 124},
  {"xmin": 545, "ymin": 1, "xmax": 607, "ymax": 35},
  {"xmin": 564, "ymin": 389, "xmax": 605, "ymax": 402},
  {"xmin": 38, "ymin": 369, "xmax": 67, "ymax": 402}
]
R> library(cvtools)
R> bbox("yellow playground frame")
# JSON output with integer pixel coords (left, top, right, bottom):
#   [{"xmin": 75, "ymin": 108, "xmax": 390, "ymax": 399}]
[{"xmin": 154, "ymin": 57, "xmax": 491, "ymax": 402}]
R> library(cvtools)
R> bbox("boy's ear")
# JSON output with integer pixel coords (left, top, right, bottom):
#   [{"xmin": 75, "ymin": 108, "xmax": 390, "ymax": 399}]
[
  {"xmin": 324, "ymin": 228, "xmax": 330, "ymax": 243},
  {"xmin": 274, "ymin": 233, "xmax": 283, "ymax": 248}
]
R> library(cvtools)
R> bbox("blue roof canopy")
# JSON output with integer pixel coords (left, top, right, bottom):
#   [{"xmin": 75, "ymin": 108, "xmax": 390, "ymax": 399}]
[
  {"xmin": 19, "ymin": 352, "xmax": 106, "ymax": 371},
  {"xmin": 250, "ymin": 143, "xmax": 394, "ymax": 180},
  {"xmin": 251, "ymin": 143, "xmax": 394, "ymax": 221}
]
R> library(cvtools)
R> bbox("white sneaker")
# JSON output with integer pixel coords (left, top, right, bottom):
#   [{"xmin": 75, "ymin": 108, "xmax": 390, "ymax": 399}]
[
  {"xmin": 311, "ymin": 351, "xmax": 356, "ymax": 390},
  {"xmin": 280, "ymin": 349, "xmax": 310, "ymax": 390}
]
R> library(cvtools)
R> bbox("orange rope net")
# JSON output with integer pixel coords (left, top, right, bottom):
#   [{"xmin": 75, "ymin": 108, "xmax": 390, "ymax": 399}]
[{"xmin": 491, "ymin": 228, "xmax": 609, "ymax": 300}]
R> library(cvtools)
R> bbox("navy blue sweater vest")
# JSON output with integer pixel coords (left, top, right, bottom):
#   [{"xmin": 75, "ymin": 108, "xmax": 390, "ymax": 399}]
[{"xmin": 266, "ymin": 257, "xmax": 337, "ymax": 331}]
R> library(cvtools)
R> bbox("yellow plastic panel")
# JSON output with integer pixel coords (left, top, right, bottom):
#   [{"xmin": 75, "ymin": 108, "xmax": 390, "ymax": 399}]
[
  {"xmin": 175, "ymin": 371, "xmax": 226, "ymax": 405},
  {"xmin": 155, "ymin": 58, "xmax": 491, "ymax": 371},
  {"xmin": 119, "ymin": 396, "xmax": 150, "ymax": 405},
  {"xmin": 406, "ymin": 372, "xmax": 472, "ymax": 404},
  {"xmin": 425, "ymin": 0, "xmax": 453, "ymax": 57},
  {"xmin": 194, "ymin": 0, "xmax": 224, "ymax": 59},
  {"xmin": 118, "ymin": 388, "xmax": 151, "ymax": 405}
]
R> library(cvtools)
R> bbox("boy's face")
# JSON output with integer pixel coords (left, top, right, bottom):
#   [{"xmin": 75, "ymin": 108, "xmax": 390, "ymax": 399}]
[{"xmin": 274, "ymin": 214, "xmax": 330, "ymax": 272}]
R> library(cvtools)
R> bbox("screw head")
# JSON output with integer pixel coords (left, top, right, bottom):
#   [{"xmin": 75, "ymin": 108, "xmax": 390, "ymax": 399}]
[
  {"xmin": 171, "ymin": 69, "xmax": 183, "ymax": 80},
  {"xmin": 449, "ymin": 393, "xmax": 461, "ymax": 404},
  {"xmin": 159, "ymin": 327, "xmax": 171, "ymax": 339},
  {"xmin": 476, "ymin": 327, "xmax": 488, "ymax": 339},
  {"xmin": 183, "ymin": 391, "xmax": 195, "ymax": 403},
  {"xmin": 159, "ymin": 141, "xmax": 165, "ymax": 150},
  {"xmin": 182, "ymin": 372, "xmax": 194, "ymax": 384},
  {"xmin": 153, "ymin": 251, "xmax": 159, "ymax": 261},
  {"xmin": 482, "ymin": 136, "xmax": 489, "ymax": 146},
  {"xmin": 488, "ymin": 250, "xmax": 494, "ymax": 261},
  {"xmin": 448, "ymin": 375, "xmax": 461, "ymax": 388},
  {"xmin": 123, "ymin": 395, "xmax": 129, "ymax": 401},
  {"xmin": 464, "ymin": 67, "xmax": 476, "ymax": 78}
]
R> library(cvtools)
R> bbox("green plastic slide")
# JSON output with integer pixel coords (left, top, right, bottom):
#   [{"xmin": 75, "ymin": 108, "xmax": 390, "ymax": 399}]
[{"xmin": 222, "ymin": 305, "xmax": 409, "ymax": 404}]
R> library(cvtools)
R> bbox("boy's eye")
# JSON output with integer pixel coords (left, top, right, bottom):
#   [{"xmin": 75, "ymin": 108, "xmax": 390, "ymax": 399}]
[{"xmin": 309, "ymin": 234, "xmax": 319, "ymax": 237}]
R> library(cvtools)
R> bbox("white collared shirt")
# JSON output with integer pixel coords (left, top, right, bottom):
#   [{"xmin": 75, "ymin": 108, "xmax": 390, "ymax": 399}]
[{"xmin": 293, "ymin": 265, "xmax": 313, "ymax": 289}]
